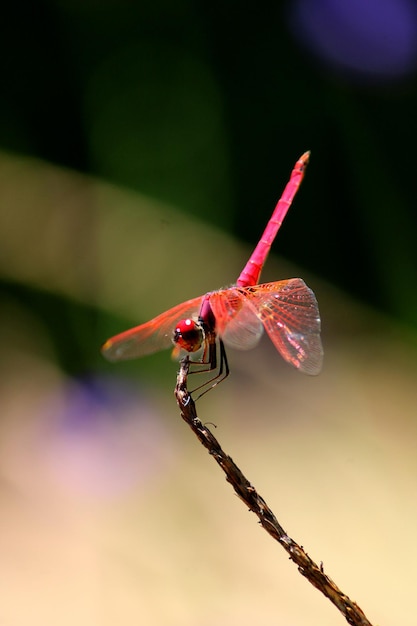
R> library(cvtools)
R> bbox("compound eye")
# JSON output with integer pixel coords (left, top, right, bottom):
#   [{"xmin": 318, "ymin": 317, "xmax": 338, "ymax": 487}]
[{"xmin": 173, "ymin": 318, "xmax": 204, "ymax": 353}]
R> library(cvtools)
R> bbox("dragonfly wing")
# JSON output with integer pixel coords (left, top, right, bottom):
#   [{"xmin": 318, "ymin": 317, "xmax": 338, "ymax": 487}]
[
  {"xmin": 208, "ymin": 289, "xmax": 264, "ymax": 350},
  {"xmin": 244, "ymin": 278, "xmax": 323, "ymax": 374},
  {"xmin": 101, "ymin": 295, "xmax": 204, "ymax": 362}
]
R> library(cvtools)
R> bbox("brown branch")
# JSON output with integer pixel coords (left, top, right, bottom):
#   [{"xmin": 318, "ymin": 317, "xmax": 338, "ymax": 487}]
[{"xmin": 175, "ymin": 357, "xmax": 374, "ymax": 626}]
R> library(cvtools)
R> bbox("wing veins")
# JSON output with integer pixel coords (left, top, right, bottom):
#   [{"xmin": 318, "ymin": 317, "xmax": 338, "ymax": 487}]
[{"xmin": 240, "ymin": 278, "xmax": 323, "ymax": 374}]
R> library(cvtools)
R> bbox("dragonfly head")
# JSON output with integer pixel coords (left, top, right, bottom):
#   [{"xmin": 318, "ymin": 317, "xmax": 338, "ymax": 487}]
[{"xmin": 172, "ymin": 318, "xmax": 204, "ymax": 357}]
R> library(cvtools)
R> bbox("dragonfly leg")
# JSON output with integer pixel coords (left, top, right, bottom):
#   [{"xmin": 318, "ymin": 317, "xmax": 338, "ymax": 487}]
[{"xmin": 189, "ymin": 338, "xmax": 229, "ymax": 399}]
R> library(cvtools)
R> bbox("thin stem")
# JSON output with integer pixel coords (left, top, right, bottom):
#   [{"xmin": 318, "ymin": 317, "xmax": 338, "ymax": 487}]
[{"xmin": 175, "ymin": 357, "xmax": 374, "ymax": 626}]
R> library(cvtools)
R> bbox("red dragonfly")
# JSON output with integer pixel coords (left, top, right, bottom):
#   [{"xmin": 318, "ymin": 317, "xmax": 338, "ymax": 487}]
[{"xmin": 102, "ymin": 152, "xmax": 323, "ymax": 391}]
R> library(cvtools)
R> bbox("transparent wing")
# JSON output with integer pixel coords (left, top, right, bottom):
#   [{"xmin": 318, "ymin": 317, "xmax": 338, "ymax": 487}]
[
  {"xmin": 242, "ymin": 278, "xmax": 323, "ymax": 375},
  {"xmin": 208, "ymin": 289, "xmax": 264, "ymax": 350},
  {"xmin": 101, "ymin": 295, "xmax": 204, "ymax": 362}
]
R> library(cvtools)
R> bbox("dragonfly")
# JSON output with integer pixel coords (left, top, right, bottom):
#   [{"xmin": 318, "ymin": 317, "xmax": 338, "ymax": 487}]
[{"xmin": 102, "ymin": 152, "xmax": 323, "ymax": 393}]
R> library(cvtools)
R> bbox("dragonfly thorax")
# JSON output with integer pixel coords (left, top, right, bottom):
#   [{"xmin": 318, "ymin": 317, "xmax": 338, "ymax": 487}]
[{"xmin": 173, "ymin": 318, "xmax": 204, "ymax": 354}]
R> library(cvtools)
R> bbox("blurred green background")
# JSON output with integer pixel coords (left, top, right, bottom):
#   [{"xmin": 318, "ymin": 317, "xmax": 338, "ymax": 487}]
[
  {"xmin": 1, "ymin": 2, "xmax": 417, "ymax": 625},
  {"xmin": 2, "ymin": 0, "xmax": 417, "ymax": 354}
]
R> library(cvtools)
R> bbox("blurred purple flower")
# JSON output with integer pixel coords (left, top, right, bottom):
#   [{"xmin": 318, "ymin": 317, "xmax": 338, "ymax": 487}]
[
  {"xmin": 289, "ymin": 0, "xmax": 417, "ymax": 81},
  {"xmin": 38, "ymin": 375, "xmax": 174, "ymax": 500}
]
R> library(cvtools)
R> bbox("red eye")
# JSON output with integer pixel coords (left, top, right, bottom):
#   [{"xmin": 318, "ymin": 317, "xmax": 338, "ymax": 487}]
[{"xmin": 173, "ymin": 319, "xmax": 204, "ymax": 353}]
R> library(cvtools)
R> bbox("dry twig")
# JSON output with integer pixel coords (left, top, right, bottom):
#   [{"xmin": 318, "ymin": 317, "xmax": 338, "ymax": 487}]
[{"xmin": 175, "ymin": 357, "xmax": 374, "ymax": 626}]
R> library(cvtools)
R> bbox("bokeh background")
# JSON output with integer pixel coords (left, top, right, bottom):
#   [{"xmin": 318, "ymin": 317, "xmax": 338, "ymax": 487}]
[{"xmin": 1, "ymin": 1, "xmax": 417, "ymax": 625}]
